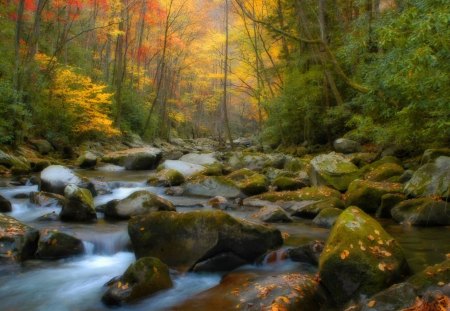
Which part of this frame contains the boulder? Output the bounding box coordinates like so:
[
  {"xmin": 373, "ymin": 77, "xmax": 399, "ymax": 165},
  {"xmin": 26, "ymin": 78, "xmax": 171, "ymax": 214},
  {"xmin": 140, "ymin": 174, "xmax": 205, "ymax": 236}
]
[
  {"xmin": 253, "ymin": 206, "xmax": 292, "ymax": 223},
  {"xmin": 346, "ymin": 179, "xmax": 403, "ymax": 213},
  {"xmin": 0, "ymin": 195, "xmax": 12, "ymax": 212},
  {"xmin": 0, "ymin": 150, "xmax": 31, "ymax": 175},
  {"xmin": 310, "ymin": 152, "xmax": 361, "ymax": 191},
  {"xmin": 422, "ymin": 148, "xmax": 450, "ymax": 163},
  {"xmin": 312, "ymin": 207, "xmax": 343, "ymax": 228},
  {"xmin": 35, "ymin": 229, "xmax": 84, "ymax": 259},
  {"xmin": 147, "ymin": 169, "xmax": 185, "ymax": 187},
  {"xmin": 184, "ymin": 176, "xmax": 241, "ymax": 198},
  {"xmin": 272, "ymin": 176, "xmax": 306, "ymax": 191},
  {"xmin": 60, "ymin": 184, "xmax": 96, "ymax": 222},
  {"xmin": 159, "ymin": 160, "xmax": 205, "ymax": 177},
  {"xmin": 319, "ymin": 207, "xmax": 410, "ymax": 305},
  {"xmin": 287, "ymin": 240, "xmax": 324, "ymax": 265},
  {"xmin": 29, "ymin": 139, "xmax": 53, "ymax": 155},
  {"xmin": 228, "ymin": 152, "xmax": 286, "ymax": 171},
  {"xmin": 40, "ymin": 165, "xmax": 91, "ymax": 195},
  {"xmin": 102, "ymin": 257, "xmax": 173, "ymax": 305},
  {"xmin": 76, "ymin": 151, "xmax": 98, "ymax": 169},
  {"xmin": 333, "ymin": 138, "xmax": 361, "ymax": 154},
  {"xmin": 104, "ymin": 190, "xmax": 175, "ymax": 220},
  {"xmin": 207, "ymin": 196, "xmax": 232, "ymax": 209},
  {"xmin": 0, "ymin": 213, "xmax": 39, "ymax": 262},
  {"xmin": 192, "ymin": 252, "xmax": 248, "ymax": 272},
  {"xmin": 249, "ymin": 186, "xmax": 342, "ymax": 203},
  {"xmin": 128, "ymin": 210, "xmax": 283, "ymax": 271},
  {"xmin": 102, "ymin": 147, "xmax": 162, "ymax": 170},
  {"xmin": 179, "ymin": 153, "xmax": 218, "ymax": 166},
  {"xmin": 391, "ymin": 198, "xmax": 450, "ymax": 226},
  {"xmin": 404, "ymin": 156, "xmax": 450, "ymax": 198},
  {"xmin": 202, "ymin": 162, "xmax": 225, "ymax": 176},
  {"xmin": 29, "ymin": 159, "xmax": 51, "ymax": 172},
  {"xmin": 364, "ymin": 163, "xmax": 404, "ymax": 182},
  {"xmin": 30, "ymin": 191, "xmax": 67, "ymax": 208},
  {"xmin": 376, "ymin": 193, "xmax": 406, "ymax": 218},
  {"xmin": 286, "ymin": 197, "xmax": 345, "ymax": 219},
  {"xmin": 226, "ymin": 168, "xmax": 269, "ymax": 196}
]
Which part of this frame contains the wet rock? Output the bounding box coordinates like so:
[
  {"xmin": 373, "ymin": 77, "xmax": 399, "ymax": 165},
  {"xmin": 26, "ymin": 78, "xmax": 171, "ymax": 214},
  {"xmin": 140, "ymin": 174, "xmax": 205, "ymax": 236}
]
[
  {"xmin": 286, "ymin": 197, "xmax": 345, "ymax": 218},
  {"xmin": 227, "ymin": 168, "xmax": 269, "ymax": 196},
  {"xmin": 30, "ymin": 191, "xmax": 67, "ymax": 208},
  {"xmin": 391, "ymin": 198, "xmax": 450, "ymax": 226},
  {"xmin": 310, "ymin": 152, "xmax": 361, "ymax": 191},
  {"xmin": 35, "ymin": 229, "xmax": 84, "ymax": 259},
  {"xmin": 76, "ymin": 151, "xmax": 98, "ymax": 169},
  {"xmin": 272, "ymin": 176, "xmax": 306, "ymax": 191},
  {"xmin": 376, "ymin": 193, "xmax": 406, "ymax": 218},
  {"xmin": 287, "ymin": 240, "xmax": 324, "ymax": 265},
  {"xmin": 398, "ymin": 169, "xmax": 414, "ymax": 183},
  {"xmin": 104, "ymin": 190, "xmax": 175, "ymax": 220},
  {"xmin": 192, "ymin": 252, "xmax": 247, "ymax": 272},
  {"xmin": 422, "ymin": 148, "xmax": 450, "ymax": 163},
  {"xmin": 347, "ymin": 153, "xmax": 378, "ymax": 168},
  {"xmin": 364, "ymin": 163, "xmax": 404, "ymax": 182},
  {"xmin": 102, "ymin": 257, "xmax": 173, "ymax": 306},
  {"xmin": 333, "ymin": 138, "xmax": 361, "ymax": 154},
  {"xmin": 0, "ymin": 195, "xmax": 12, "ymax": 212},
  {"xmin": 40, "ymin": 165, "xmax": 92, "ymax": 195},
  {"xmin": 60, "ymin": 184, "xmax": 96, "ymax": 222},
  {"xmin": 228, "ymin": 152, "xmax": 286, "ymax": 171},
  {"xmin": 0, "ymin": 150, "xmax": 31, "ymax": 175},
  {"xmin": 253, "ymin": 206, "xmax": 292, "ymax": 223},
  {"xmin": 184, "ymin": 176, "xmax": 242, "ymax": 198},
  {"xmin": 159, "ymin": 160, "xmax": 205, "ymax": 177},
  {"xmin": 179, "ymin": 153, "xmax": 218, "ymax": 166},
  {"xmin": 147, "ymin": 169, "xmax": 185, "ymax": 187},
  {"xmin": 164, "ymin": 186, "xmax": 184, "ymax": 196},
  {"xmin": 202, "ymin": 163, "xmax": 224, "ymax": 176},
  {"xmin": 36, "ymin": 212, "xmax": 59, "ymax": 221},
  {"xmin": 102, "ymin": 147, "xmax": 162, "ymax": 170},
  {"xmin": 346, "ymin": 179, "xmax": 403, "ymax": 213},
  {"xmin": 29, "ymin": 139, "xmax": 53, "ymax": 155},
  {"xmin": 128, "ymin": 210, "xmax": 283, "ymax": 271},
  {"xmin": 319, "ymin": 207, "xmax": 410, "ymax": 306},
  {"xmin": 0, "ymin": 213, "xmax": 39, "ymax": 262},
  {"xmin": 404, "ymin": 156, "xmax": 450, "ymax": 198},
  {"xmin": 29, "ymin": 159, "xmax": 51, "ymax": 172},
  {"xmin": 249, "ymin": 186, "xmax": 342, "ymax": 203},
  {"xmin": 207, "ymin": 196, "xmax": 231, "ymax": 210},
  {"xmin": 313, "ymin": 207, "xmax": 343, "ymax": 228}
]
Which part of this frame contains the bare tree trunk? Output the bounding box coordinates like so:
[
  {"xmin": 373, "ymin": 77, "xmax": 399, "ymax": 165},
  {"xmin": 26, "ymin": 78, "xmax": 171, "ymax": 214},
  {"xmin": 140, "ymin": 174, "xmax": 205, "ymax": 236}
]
[
  {"xmin": 13, "ymin": 0, "xmax": 25, "ymax": 95},
  {"xmin": 222, "ymin": 0, "xmax": 234, "ymax": 148}
]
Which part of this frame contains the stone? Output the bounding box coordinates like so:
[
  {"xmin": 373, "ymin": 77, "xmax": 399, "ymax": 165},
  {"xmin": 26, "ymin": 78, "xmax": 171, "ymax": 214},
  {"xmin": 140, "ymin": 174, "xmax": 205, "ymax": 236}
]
[
  {"xmin": 184, "ymin": 176, "xmax": 242, "ymax": 198},
  {"xmin": 287, "ymin": 240, "xmax": 324, "ymax": 265},
  {"xmin": 228, "ymin": 152, "xmax": 287, "ymax": 171},
  {"xmin": 76, "ymin": 151, "xmax": 98, "ymax": 169},
  {"xmin": 60, "ymin": 184, "xmax": 96, "ymax": 222},
  {"xmin": 102, "ymin": 147, "xmax": 162, "ymax": 170},
  {"xmin": 272, "ymin": 176, "xmax": 306, "ymax": 191},
  {"xmin": 376, "ymin": 193, "xmax": 406, "ymax": 218},
  {"xmin": 35, "ymin": 229, "xmax": 84, "ymax": 259},
  {"xmin": 207, "ymin": 196, "xmax": 231, "ymax": 209},
  {"xmin": 40, "ymin": 165, "xmax": 91, "ymax": 195},
  {"xmin": 29, "ymin": 139, "xmax": 53, "ymax": 155},
  {"xmin": 391, "ymin": 198, "xmax": 450, "ymax": 226},
  {"xmin": 30, "ymin": 191, "xmax": 67, "ymax": 208},
  {"xmin": 159, "ymin": 160, "xmax": 205, "ymax": 177},
  {"xmin": 0, "ymin": 195, "xmax": 12, "ymax": 212},
  {"xmin": 226, "ymin": 168, "xmax": 269, "ymax": 196},
  {"xmin": 422, "ymin": 148, "xmax": 450, "ymax": 163},
  {"xmin": 333, "ymin": 138, "xmax": 361, "ymax": 154},
  {"xmin": 313, "ymin": 207, "xmax": 343, "ymax": 228},
  {"xmin": 179, "ymin": 153, "xmax": 218, "ymax": 165},
  {"xmin": 364, "ymin": 163, "xmax": 404, "ymax": 182},
  {"xmin": 253, "ymin": 206, "xmax": 292, "ymax": 223},
  {"xmin": 147, "ymin": 169, "xmax": 185, "ymax": 187}
]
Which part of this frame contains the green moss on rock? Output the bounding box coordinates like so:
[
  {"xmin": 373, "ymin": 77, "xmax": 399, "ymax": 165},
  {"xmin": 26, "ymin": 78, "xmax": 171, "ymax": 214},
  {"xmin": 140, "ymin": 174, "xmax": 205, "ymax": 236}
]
[
  {"xmin": 272, "ymin": 176, "xmax": 305, "ymax": 191},
  {"xmin": 364, "ymin": 163, "xmax": 404, "ymax": 182},
  {"xmin": 391, "ymin": 198, "xmax": 450, "ymax": 226}
]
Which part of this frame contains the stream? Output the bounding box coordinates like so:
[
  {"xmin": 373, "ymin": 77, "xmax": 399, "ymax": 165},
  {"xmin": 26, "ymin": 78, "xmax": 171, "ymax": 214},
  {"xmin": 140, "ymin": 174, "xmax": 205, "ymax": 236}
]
[{"xmin": 0, "ymin": 169, "xmax": 449, "ymax": 311}]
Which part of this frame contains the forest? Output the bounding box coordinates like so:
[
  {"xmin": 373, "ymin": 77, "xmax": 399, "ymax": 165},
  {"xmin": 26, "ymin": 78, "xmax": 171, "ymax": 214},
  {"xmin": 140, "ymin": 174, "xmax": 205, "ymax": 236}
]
[{"xmin": 0, "ymin": 0, "xmax": 449, "ymax": 310}]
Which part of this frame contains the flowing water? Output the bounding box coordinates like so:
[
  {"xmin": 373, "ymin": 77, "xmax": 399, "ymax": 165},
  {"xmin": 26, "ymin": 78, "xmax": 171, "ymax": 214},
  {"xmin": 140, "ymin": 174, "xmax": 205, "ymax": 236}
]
[{"xmin": 0, "ymin": 169, "xmax": 449, "ymax": 311}]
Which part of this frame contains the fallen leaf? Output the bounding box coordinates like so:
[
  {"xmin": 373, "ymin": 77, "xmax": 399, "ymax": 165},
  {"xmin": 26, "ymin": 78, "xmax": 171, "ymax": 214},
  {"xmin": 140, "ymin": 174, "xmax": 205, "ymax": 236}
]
[
  {"xmin": 341, "ymin": 250, "xmax": 350, "ymax": 260},
  {"xmin": 368, "ymin": 235, "xmax": 375, "ymax": 241},
  {"xmin": 374, "ymin": 230, "xmax": 380, "ymax": 236},
  {"xmin": 378, "ymin": 263, "xmax": 386, "ymax": 271},
  {"xmin": 367, "ymin": 300, "xmax": 376, "ymax": 308}
]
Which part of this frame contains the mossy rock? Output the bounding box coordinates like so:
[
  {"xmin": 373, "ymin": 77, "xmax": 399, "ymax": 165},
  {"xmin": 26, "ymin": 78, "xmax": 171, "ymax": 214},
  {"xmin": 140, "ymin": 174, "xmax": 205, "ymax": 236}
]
[
  {"xmin": 76, "ymin": 151, "xmax": 98, "ymax": 169},
  {"xmin": 228, "ymin": 152, "xmax": 287, "ymax": 171},
  {"xmin": 147, "ymin": 169, "xmax": 185, "ymax": 187},
  {"xmin": 309, "ymin": 152, "xmax": 361, "ymax": 191},
  {"xmin": 60, "ymin": 184, "xmax": 96, "ymax": 222},
  {"xmin": 313, "ymin": 207, "xmax": 343, "ymax": 228},
  {"xmin": 128, "ymin": 210, "xmax": 283, "ymax": 271},
  {"xmin": 360, "ymin": 156, "xmax": 403, "ymax": 176},
  {"xmin": 252, "ymin": 206, "xmax": 292, "ymax": 223},
  {"xmin": 408, "ymin": 259, "xmax": 450, "ymax": 295},
  {"xmin": 35, "ymin": 229, "xmax": 84, "ymax": 259},
  {"xmin": 422, "ymin": 148, "xmax": 450, "ymax": 163},
  {"xmin": 202, "ymin": 163, "xmax": 224, "ymax": 176},
  {"xmin": 227, "ymin": 168, "xmax": 269, "ymax": 196},
  {"xmin": 102, "ymin": 147, "xmax": 162, "ymax": 170},
  {"xmin": 391, "ymin": 198, "xmax": 450, "ymax": 226},
  {"xmin": 272, "ymin": 176, "xmax": 305, "ymax": 191},
  {"xmin": 184, "ymin": 175, "xmax": 241, "ymax": 198},
  {"xmin": 0, "ymin": 150, "xmax": 31, "ymax": 175},
  {"xmin": 102, "ymin": 257, "xmax": 173, "ymax": 305},
  {"xmin": 364, "ymin": 163, "xmax": 404, "ymax": 182},
  {"xmin": 319, "ymin": 207, "xmax": 410, "ymax": 306},
  {"xmin": 0, "ymin": 195, "xmax": 12, "ymax": 212},
  {"xmin": 347, "ymin": 153, "xmax": 378, "ymax": 168},
  {"xmin": 253, "ymin": 186, "xmax": 341, "ymax": 202},
  {"xmin": 284, "ymin": 157, "xmax": 309, "ymax": 172},
  {"xmin": 287, "ymin": 197, "xmax": 345, "ymax": 219},
  {"xmin": 345, "ymin": 179, "xmax": 403, "ymax": 213},
  {"xmin": 376, "ymin": 193, "xmax": 406, "ymax": 218}
]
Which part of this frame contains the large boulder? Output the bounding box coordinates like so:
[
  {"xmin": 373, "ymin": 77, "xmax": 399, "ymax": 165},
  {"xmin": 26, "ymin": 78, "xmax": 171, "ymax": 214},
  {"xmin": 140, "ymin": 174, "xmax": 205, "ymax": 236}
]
[
  {"xmin": 253, "ymin": 205, "xmax": 292, "ymax": 223},
  {"xmin": 228, "ymin": 152, "xmax": 286, "ymax": 171},
  {"xmin": 35, "ymin": 229, "xmax": 84, "ymax": 259},
  {"xmin": 319, "ymin": 207, "xmax": 410, "ymax": 305},
  {"xmin": 391, "ymin": 198, "xmax": 450, "ymax": 226},
  {"xmin": 29, "ymin": 139, "xmax": 53, "ymax": 155},
  {"xmin": 60, "ymin": 184, "xmax": 96, "ymax": 222},
  {"xmin": 159, "ymin": 160, "xmax": 205, "ymax": 177},
  {"xmin": 40, "ymin": 165, "xmax": 91, "ymax": 195},
  {"xmin": 104, "ymin": 190, "xmax": 175, "ymax": 220},
  {"xmin": 128, "ymin": 210, "xmax": 283, "ymax": 271},
  {"xmin": 287, "ymin": 240, "xmax": 325, "ymax": 265},
  {"xmin": 147, "ymin": 169, "xmax": 185, "ymax": 187},
  {"xmin": 226, "ymin": 168, "xmax": 269, "ymax": 196},
  {"xmin": 30, "ymin": 191, "xmax": 67, "ymax": 208},
  {"xmin": 346, "ymin": 179, "xmax": 403, "ymax": 213},
  {"xmin": 102, "ymin": 147, "xmax": 162, "ymax": 170},
  {"xmin": 248, "ymin": 185, "xmax": 342, "ymax": 203},
  {"xmin": 285, "ymin": 197, "xmax": 345, "ymax": 219},
  {"xmin": 272, "ymin": 176, "xmax": 306, "ymax": 191},
  {"xmin": 309, "ymin": 152, "xmax": 361, "ymax": 191},
  {"xmin": 102, "ymin": 257, "xmax": 173, "ymax": 306},
  {"xmin": 333, "ymin": 138, "xmax": 361, "ymax": 154},
  {"xmin": 312, "ymin": 207, "xmax": 343, "ymax": 228},
  {"xmin": 0, "ymin": 195, "xmax": 12, "ymax": 212},
  {"xmin": 0, "ymin": 213, "xmax": 39, "ymax": 262},
  {"xmin": 179, "ymin": 153, "xmax": 218, "ymax": 166},
  {"xmin": 184, "ymin": 176, "xmax": 241, "ymax": 198},
  {"xmin": 364, "ymin": 163, "xmax": 404, "ymax": 182},
  {"xmin": 404, "ymin": 156, "xmax": 450, "ymax": 198},
  {"xmin": 376, "ymin": 193, "xmax": 406, "ymax": 218}
]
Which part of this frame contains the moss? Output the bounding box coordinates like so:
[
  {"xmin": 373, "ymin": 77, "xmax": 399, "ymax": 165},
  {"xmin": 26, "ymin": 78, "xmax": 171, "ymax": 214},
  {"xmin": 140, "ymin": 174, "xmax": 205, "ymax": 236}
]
[
  {"xmin": 364, "ymin": 163, "xmax": 404, "ymax": 182},
  {"xmin": 376, "ymin": 193, "xmax": 406, "ymax": 218},
  {"xmin": 391, "ymin": 198, "xmax": 450, "ymax": 226},
  {"xmin": 408, "ymin": 259, "xmax": 450, "ymax": 293},
  {"xmin": 227, "ymin": 168, "xmax": 269, "ymax": 196},
  {"xmin": 254, "ymin": 186, "xmax": 341, "ymax": 202},
  {"xmin": 272, "ymin": 176, "xmax": 304, "ymax": 191},
  {"xmin": 360, "ymin": 156, "xmax": 403, "ymax": 175},
  {"xmin": 312, "ymin": 207, "xmax": 343, "ymax": 228},
  {"xmin": 203, "ymin": 163, "xmax": 224, "ymax": 176}
]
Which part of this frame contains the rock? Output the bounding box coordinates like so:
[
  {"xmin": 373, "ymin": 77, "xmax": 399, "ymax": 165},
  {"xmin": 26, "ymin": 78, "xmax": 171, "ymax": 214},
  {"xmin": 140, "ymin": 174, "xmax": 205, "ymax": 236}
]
[
  {"xmin": 171, "ymin": 271, "xmax": 326, "ymax": 311},
  {"xmin": 309, "ymin": 152, "xmax": 361, "ymax": 191},
  {"xmin": 159, "ymin": 160, "xmax": 205, "ymax": 177},
  {"xmin": 184, "ymin": 176, "xmax": 242, "ymax": 198},
  {"xmin": 253, "ymin": 206, "xmax": 292, "ymax": 223},
  {"xmin": 398, "ymin": 169, "xmax": 414, "ymax": 183},
  {"xmin": 364, "ymin": 163, "xmax": 404, "ymax": 182},
  {"xmin": 346, "ymin": 179, "xmax": 403, "ymax": 213},
  {"xmin": 284, "ymin": 157, "xmax": 309, "ymax": 172},
  {"xmin": 286, "ymin": 197, "xmax": 345, "ymax": 218},
  {"xmin": 422, "ymin": 148, "xmax": 450, "ymax": 163},
  {"xmin": 40, "ymin": 165, "xmax": 91, "ymax": 195},
  {"xmin": 376, "ymin": 193, "xmax": 406, "ymax": 218},
  {"xmin": 404, "ymin": 156, "xmax": 450, "ymax": 198},
  {"xmin": 391, "ymin": 198, "xmax": 450, "ymax": 226},
  {"xmin": 333, "ymin": 138, "xmax": 361, "ymax": 154},
  {"xmin": 30, "ymin": 191, "xmax": 67, "ymax": 208},
  {"xmin": 164, "ymin": 186, "xmax": 184, "ymax": 196},
  {"xmin": 202, "ymin": 163, "xmax": 224, "ymax": 176},
  {"xmin": 147, "ymin": 169, "xmax": 185, "ymax": 187},
  {"xmin": 36, "ymin": 212, "xmax": 59, "ymax": 221},
  {"xmin": 228, "ymin": 152, "xmax": 286, "ymax": 171},
  {"xmin": 128, "ymin": 210, "xmax": 283, "ymax": 271},
  {"xmin": 179, "ymin": 153, "xmax": 218, "ymax": 166},
  {"xmin": 102, "ymin": 147, "xmax": 162, "ymax": 170},
  {"xmin": 29, "ymin": 159, "xmax": 51, "ymax": 172},
  {"xmin": 226, "ymin": 169, "xmax": 269, "ymax": 196},
  {"xmin": 102, "ymin": 257, "xmax": 173, "ymax": 306},
  {"xmin": 407, "ymin": 259, "xmax": 450, "ymax": 296},
  {"xmin": 29, "ymin": 139, "xmax": 53, "ymax": 155},
  {"xmin": 272, "ymin": 176, "xmax": 306, "ymax": 191},
  {"xmin": 192, "ymin": 252, "xmax": 248, "ymax": 272},
  {"xmin": 347, "ymin": 153, "xmax": 378, "ymax": 167},
  {"xmin": 207, "ymin": 196, "xmax": 231, "ymax": 209},
  {"xmin": 0, "ymin": 150, "xmax": 31, "ymax": 175},
  {"xmin": 60, "ymin": 184, "xmax": 96, "ymax": 222},
  {"xmin": 313, "ymin": 208, "xmax": 343, "ymax": 228},
  {"xmin": 0, "ymin": 213, "xmax": 39, "ymax": 262},
  {"xmin": 319, "ymin": 207, "xmax": 410, "ymax": 305},
  {"xmin": 76, "ymin": 151, "xmax": 98, "ymax": 169},
  {"xmin": 104, "ymin": 190, "xmax": 175, "ymax": 220},
  {"xmin": 35, "ymin": 229, "xmax": 84, "ymax": 259},
  {"xmin": 0, "ymin": 195, "xmax": 12, "ymax": 212},
  {"xmin": 249, "ymin": 185, "xmax": 342, "ymax": 203},
  {"xmin": 96, "ymin": 164, "xmax": 125, "ymax": 172},
  {"xmin": 287, "ymin": 240, "xmax": 324, "ymax": 265}
]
